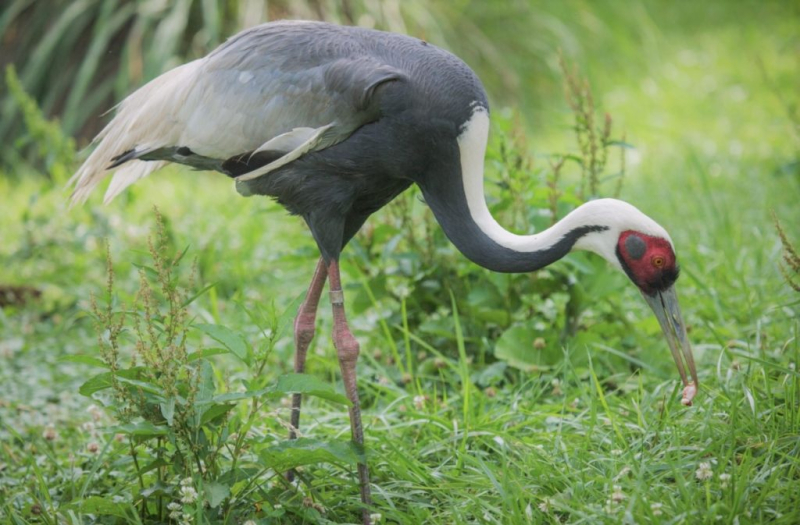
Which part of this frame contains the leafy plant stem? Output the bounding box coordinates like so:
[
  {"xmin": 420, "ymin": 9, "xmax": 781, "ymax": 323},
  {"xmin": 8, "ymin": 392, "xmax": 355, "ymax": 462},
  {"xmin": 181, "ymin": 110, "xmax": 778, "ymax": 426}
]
[{"xmin": 129, "ymin": 440, "xmax": 146, "ymax": 520}]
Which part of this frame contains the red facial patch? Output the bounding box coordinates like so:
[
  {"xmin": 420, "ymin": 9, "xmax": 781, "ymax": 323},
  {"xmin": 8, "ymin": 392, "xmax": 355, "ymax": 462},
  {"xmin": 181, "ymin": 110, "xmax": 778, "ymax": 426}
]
[{"xmin": 617, "ymin": 231, "xmax": 679, "ymax": 295}]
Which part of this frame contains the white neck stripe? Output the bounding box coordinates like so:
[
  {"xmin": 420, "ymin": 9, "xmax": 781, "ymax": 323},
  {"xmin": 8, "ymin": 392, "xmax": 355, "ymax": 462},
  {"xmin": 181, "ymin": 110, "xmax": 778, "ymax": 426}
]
[
  {"xmin": 457, "ymin": 107, "xmax": 574, "ymax": 253},
  {"xmin": 455, "ymin": 106, "xmax": 673, "ymax": 267}
]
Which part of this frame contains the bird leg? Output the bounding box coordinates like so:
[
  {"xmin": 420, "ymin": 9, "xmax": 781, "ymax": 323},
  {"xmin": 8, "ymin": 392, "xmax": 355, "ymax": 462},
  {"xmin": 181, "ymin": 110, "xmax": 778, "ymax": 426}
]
[
  {"xmin": 286, "ymin": 258, "xmax": 328, "ymax": 481},
  {"xmin": 327, "ymin": 259, "xmax": 372, "ymax": 523}
]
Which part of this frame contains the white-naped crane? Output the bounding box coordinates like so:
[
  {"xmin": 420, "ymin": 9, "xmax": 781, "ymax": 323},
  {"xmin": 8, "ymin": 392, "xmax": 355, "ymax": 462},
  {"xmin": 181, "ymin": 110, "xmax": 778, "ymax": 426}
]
[{"xmin": 70, "ymin": 20, "xmax": 698, "ymax": 525}]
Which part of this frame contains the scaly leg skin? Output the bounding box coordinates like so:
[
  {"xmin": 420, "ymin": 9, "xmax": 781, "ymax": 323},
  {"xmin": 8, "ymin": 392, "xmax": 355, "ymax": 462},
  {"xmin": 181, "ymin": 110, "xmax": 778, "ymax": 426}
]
[
  {"xmin": 287, "ymin": 257, "xmax": 328, "ymax": 482},
  {"xmin": 327, "ymin": 260, "xmax": 372, "ymax": 525}
]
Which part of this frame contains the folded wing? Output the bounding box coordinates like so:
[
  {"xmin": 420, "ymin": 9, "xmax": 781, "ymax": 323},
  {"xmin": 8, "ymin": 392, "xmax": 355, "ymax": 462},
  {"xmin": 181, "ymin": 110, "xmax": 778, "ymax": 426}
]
[{"xmin": 69, "ymin": 22, "xmax": 404, "ymax": 204}]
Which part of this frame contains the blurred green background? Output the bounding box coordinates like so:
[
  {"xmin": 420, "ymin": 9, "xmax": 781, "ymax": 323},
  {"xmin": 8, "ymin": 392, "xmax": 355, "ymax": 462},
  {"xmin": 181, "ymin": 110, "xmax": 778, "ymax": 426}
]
[{"xmin": 4, "ymin": 0, "xmax": 796, "ymax": 167}]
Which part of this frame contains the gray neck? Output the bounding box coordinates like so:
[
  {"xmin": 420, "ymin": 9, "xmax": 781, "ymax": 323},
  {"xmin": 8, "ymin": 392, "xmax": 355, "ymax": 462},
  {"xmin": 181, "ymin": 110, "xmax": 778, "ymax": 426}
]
[{"xmin": 418, "ymin": 160, "xmax": 607, "ymax": 273}]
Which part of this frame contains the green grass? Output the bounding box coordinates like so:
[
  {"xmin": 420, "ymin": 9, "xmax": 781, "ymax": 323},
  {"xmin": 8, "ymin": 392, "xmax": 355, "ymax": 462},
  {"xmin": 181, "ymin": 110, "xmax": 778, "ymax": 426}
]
[{"xmin": 1, "ymin": 1, "xmax": 799, "ymax": 524}]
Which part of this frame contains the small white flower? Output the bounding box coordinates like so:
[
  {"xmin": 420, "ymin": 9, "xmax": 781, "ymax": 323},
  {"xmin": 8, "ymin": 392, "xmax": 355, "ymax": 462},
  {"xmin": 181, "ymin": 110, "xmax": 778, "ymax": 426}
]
[
  {"xmin": 86, "ymin": 441, "xmax": 100, "ymax": 454},
  {"xmin": 538, "ymin": 498, "xmax": 551, "ymax": 513},
  {"xmin": 719, "ymin": 472, "xmax": 731, "ymax": 488},
  {"xmin": 369, "ymin": 513, "xmax": 382, "ymax": 522},
  {"xmin": 611, "ymin": 485, "xmax": 625, "ymax": 503},
  {"xmin": 42, "ymin": 426, "xmax": 57, "ymax": 441},
  {"xmin": 696, "ymin": 462, "xmax": 713, "ymax": 481},
  {"xmin": 243, "ymin": 521, "xmax": 256, "ymax": 525},
  {"xmin": 611, "ymin": 449, "xmax": 623, "ymax": 456},
  {"xmin": 180, "ymin": 486, "xmax": 198, "ymax": 504},
  {"xmin": 394, "ymin": 283, "xmax": 411, "ymax": 298},
  {"xmin": 651, "ymin": 502, "xmax": 663, "ymax": 516},
  {"xmin": 86, "ymin": 404, "xmax": 103, "ymax": 421},
  {"xmin": 180, "ymin": 477, "xmax": 193, "ymax": 487},
  {"xmin": 413, "ymin": 395, "xmax": 427, "ymax": 410},
  {"xmin": 167, "ymin": 502, "xmax": 182, "ymax": 511}
]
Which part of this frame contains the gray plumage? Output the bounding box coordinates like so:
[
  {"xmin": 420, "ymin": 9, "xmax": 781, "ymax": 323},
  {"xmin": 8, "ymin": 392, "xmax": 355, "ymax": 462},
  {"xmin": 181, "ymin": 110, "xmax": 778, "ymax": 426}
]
[{"xmin": 70, "ymin": 20, "xmax": 488, "ymax": 261}]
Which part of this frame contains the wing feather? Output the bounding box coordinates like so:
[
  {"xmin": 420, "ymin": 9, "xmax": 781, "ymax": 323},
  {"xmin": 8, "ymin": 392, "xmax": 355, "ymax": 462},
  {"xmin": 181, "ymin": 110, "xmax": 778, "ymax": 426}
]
[{"xmin": 69, "ymin": 21, "xmax": 405, "ymax": 204}]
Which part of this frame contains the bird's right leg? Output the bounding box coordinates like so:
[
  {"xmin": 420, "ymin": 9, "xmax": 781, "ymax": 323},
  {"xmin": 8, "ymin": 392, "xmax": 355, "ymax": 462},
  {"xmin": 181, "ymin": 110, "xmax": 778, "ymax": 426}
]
[
  {"xmin": 326, "ymin": 259, "xmax": 372, "ymax": 524},
  {"xmin": 287, "ymin": 258, "xmax": 327, "ymax": 480}
]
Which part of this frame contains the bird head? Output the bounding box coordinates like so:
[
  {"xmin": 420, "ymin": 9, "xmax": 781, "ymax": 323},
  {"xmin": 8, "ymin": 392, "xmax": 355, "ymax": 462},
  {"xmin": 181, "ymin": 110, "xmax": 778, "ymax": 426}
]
[{"xmin": 571, "ymin": 199, "xmax": 698, "ymax": 404}]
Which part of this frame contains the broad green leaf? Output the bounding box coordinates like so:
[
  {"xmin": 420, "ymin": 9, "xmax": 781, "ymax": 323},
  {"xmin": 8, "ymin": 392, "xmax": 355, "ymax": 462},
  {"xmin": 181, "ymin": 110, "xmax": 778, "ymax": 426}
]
[
  {"xmin": 160, "ymin": 397, "xmax": 175, "ymax": 426},
  {"xmin": 188, "ymin": 347, "xmax": 229, "ymax": 361},
  {"xmin": 138, "ymin": 458, "xmax": 168, "ymax": 476},
  {"xmin": 182, "ymin": 280, "xmax": 218, "ymax": 307},
  {"xmin": 58, "ymin": 355, "xmax": 107, "ymax": 368},
  {"xmin": 110, "ymin": 421, "xmax": 168, "ymax": 437},
  {"xmin": 218, "ymin": 467, "xmax": 261, "ymax": 486},
  {"xmin": 131, "ymin": 262, "xmax": 158, "ymax": 279},
  {"xmin": 139, "ymin": 480, "xmax": 174, "ymax": 498},
  {"xmin": 78, "ymin": 367, "xmax": 146, "ymax": 397},
  {"xmin": 270, "ymin": 373, "xmax": 350, "ymax": 406},
  {"xmin": 274, "ymin": 291, "xmax": 305, "ymax": 340},
  {"xmin": 473, "ymin": 360, "xmax": 508, "ymax": 387},
  {"xmin": 212, "ymin": 391, "xmax": 265, "ymax": 403},
  {"xmin": 494, "ymin": 326, "xmax": 552, "ymax": 372},
  {"xmin": 79, "ymin": 372, "xmax": 116, "ymax": 397},
  {"xmin": 606, "ymin": 139, "xmax": 636, "ymax": 149},
  {"xmin": 172, "ymin": 244, "xmax": 191, "ymax": 267},
  {"xmin": 259, "ymin": 438, "xmax": 361, "ymax": 471},
  {"xmin": 195, "ymin": 359, "xmax": 215, "ymax": 404},
  {"xmin": 66, "ymin": 496, "xmax": 131, "ymax": 518},
  {"xmin": 194, "ymin": 323, "xmax": 250, "ymax": 363},
  {"xmin": 200, "ymin": 403, "xmax": 234, "ymax": 425},
  {"xmin": 203, "ymin": 481, "xmax": 230, "ymax": 508},
  {"xmin": 116, "ymin": 376, "xmax": 164, "ymax": 396}
]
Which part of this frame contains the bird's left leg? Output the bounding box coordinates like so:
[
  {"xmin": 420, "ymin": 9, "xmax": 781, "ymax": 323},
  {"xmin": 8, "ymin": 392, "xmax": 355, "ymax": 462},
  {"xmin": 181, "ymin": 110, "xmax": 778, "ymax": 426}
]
[
  {"xmin": 286, "ymin": 257, "xmax": 328, "ymax": 482},
  {"xmin": 289, "ymin": 257, "xmax": 328, "ymax": 438},
  {"xmin": 327, "ymin": 259, "xmax": 372, "ymax": 523}
]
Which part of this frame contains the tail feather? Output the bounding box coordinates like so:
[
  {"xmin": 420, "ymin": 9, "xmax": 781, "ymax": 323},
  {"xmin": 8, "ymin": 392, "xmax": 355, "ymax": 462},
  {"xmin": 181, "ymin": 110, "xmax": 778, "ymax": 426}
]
[{"xmin": 68, "ymin": 60, "xmax": 201, "ymax": 205}]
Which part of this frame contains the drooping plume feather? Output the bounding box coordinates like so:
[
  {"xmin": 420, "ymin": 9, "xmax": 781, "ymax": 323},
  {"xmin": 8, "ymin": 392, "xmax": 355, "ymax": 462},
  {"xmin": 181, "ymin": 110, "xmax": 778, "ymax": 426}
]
[{"xmin": 68, "ymin": 60, "xmax": 201, "ymax": 204}]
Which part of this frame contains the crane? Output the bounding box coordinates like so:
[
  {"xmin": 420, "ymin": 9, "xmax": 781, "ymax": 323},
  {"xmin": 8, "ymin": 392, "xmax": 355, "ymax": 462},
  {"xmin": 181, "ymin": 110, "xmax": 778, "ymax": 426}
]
[{"xmin": 69, "ymin": 20, "xmax": 698, "ymax": 524}]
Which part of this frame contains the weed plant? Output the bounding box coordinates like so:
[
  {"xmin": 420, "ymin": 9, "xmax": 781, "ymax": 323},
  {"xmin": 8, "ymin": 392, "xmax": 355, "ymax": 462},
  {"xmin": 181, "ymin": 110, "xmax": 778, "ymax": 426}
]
[
  {"xmin": 58, "ymin": 212, "xmax": 361, "ymax": 522},
  {"xmin": 774, "ymin": 215, "xmax": 800, "ymax": 293}
]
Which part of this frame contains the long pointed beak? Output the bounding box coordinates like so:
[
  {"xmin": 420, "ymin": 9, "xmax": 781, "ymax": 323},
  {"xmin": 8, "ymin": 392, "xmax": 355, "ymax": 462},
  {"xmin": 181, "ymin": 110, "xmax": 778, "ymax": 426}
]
[{"xmin": 643, "ymin": 286, "xmax": 698, "ymax": 405}]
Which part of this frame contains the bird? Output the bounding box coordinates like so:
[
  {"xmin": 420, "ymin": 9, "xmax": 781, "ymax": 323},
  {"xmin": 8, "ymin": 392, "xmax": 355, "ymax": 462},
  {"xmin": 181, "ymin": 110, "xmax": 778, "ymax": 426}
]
[{"xmin": 69, "ymin": 20, "xmax": 698, "ymax": 525}]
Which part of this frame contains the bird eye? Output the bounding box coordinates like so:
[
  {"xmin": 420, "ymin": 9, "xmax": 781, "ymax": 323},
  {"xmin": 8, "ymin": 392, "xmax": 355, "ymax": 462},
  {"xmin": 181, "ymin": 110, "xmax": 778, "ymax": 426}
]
[{"xmin": 652, "ymin": 255, "xmax": 665, "ymax": 268}]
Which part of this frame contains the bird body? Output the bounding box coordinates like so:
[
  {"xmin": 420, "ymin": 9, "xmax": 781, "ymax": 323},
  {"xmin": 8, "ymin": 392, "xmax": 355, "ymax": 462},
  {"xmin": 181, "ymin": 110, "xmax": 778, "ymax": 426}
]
[
  {"xmin": 71, "ymin": 21, "xmax": 671, "ymax": 271},
  {"xmin": 70, "ymin": 21, "xmax": 698, "ymax": 525},
  {"xmin": 70, "ymin": 21, "xmax": 487, "ymax": 260}
]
